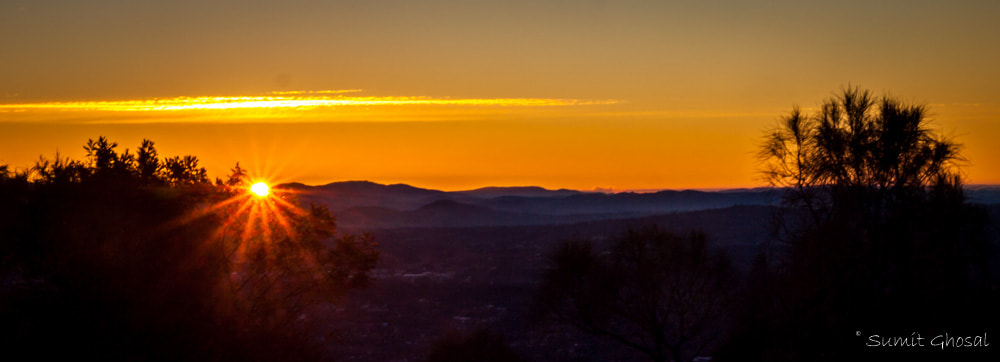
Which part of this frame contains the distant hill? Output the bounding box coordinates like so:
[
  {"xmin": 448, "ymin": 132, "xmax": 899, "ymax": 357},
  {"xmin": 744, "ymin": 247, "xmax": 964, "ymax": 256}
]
[
  {"xmin": 280, "ymin": 180, "xmax": 447, "ymax": 211},
  {"xmin": 967, "ymin": 185, "xmax": 1000, "ymax": 204},
  {"xmin": 279, "ymin": 181, "xmax": 780, "ymax": 229},
  {"xmin": 471, "ymin": 189, "xmax": 778, "ymax": 216},
  {"xmin": 452, "ymin": 186, "xmax": 582, "ymax": 199},
  {"xmin": 335, "ymin": 199, "xmax": 614, "ymax": 229}
]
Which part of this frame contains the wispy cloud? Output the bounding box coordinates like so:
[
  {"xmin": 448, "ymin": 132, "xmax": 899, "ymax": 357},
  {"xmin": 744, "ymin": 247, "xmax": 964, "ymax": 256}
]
[{"xmin": 0, "ymin": 91, "xmax": 617, "ymax": 113}]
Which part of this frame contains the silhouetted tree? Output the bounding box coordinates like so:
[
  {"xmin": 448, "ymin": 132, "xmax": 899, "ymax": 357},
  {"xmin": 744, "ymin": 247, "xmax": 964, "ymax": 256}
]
[
  {"xmin": 760, "ymin": 86, "xmax": 963, "ymax": 227},
  {"xmin": 718, "ymin": 87, "xmax": 997, "ymax": 361},
  {"xmin": 32, "ymin": 152, "xmax": 87, "ymax": 184},
  {"xmin": 112, "ymin": 148, "xmax": 136, "ymax": 177},
  {"xmin": 135, "ymin": 139, "xmax": 161, "ymax": 183},
  {"xmin": 226, "ymin": 162, "xmax": 248, "ymax": 187},
  {"xmin": 535, "ymin": 227, "xmax": 736, "ymax": 362},
  {"xmin": 1, "ymin": 165, "xmax": 233, "ymax": 360},
  {"xmin": 163, "ymin": 155, "xmax": 209, "ymax": 185},
  {"xmin": 84, "ymin": 136, "xmax": 118, "ymax": 172}
]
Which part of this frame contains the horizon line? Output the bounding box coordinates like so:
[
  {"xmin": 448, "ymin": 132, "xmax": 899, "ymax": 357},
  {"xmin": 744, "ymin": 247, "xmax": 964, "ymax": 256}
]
[
  {"xmin": 277, "ymin": 179, "xmax": 1000, "ymax": 194},
  {"xmin": 277, "ymin": 179, "xmax": 775, "ymax": 194}
]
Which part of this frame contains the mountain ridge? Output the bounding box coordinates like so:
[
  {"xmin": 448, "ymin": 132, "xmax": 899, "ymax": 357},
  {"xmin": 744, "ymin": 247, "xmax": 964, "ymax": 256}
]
[
  {"xmin": 277, "ymin": 181, "xmax": 1000, "ymax": 229},
  {"xmin": 280, "ymin": 181, "xmax": 780, "ymax": 229}
]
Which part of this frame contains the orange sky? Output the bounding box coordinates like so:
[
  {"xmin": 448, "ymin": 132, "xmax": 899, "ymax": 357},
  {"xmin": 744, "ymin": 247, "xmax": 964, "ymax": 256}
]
[{"xmin": 1, "ymin": 1, "xmax": 998, "ymax": 191}]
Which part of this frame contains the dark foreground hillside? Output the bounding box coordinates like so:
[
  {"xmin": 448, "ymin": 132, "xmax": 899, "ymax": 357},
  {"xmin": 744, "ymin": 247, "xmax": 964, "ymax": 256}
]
[
  {"xmin": 322, "ymin": 202, "xmax": 1000, "ymax": 361},
  {"xmin": 323, "ymin": 205, "xmax": 776, "ymax": 361}
]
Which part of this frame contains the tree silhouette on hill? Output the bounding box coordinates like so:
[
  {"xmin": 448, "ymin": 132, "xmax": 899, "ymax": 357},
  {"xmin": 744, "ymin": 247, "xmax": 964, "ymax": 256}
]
[
  {"xmin": 0, "ymin": 137, "xmax": 378, "ymax": 361},
  {"xmin": 718, "ymin": 87, "xmax": 997, "ymax": 361}
]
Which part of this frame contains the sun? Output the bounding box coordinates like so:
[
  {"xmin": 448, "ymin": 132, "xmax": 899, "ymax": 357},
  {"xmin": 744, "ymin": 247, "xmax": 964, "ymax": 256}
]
[{"xmin": 250, "ymin": 182, "xmax": 269, "ymax": 197}]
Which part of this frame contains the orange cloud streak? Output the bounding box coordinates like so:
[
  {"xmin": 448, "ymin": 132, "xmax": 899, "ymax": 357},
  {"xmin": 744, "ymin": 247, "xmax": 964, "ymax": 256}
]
[{"xmin": 0, "ymin": 92, "xmax": 618, "ymax": 113}]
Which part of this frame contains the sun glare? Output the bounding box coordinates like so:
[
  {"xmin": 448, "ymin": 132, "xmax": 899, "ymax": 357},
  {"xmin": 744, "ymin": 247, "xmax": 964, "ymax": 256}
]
[{"xmin": 250, "ymin": 182, "xmax": 269, "ymax": 197}]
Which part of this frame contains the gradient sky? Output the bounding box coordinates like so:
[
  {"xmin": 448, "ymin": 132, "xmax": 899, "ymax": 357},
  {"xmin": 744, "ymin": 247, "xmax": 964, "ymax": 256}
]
[{"xmin": 2, "ymin": 0, "xmax": 998, "ymax": 190}]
